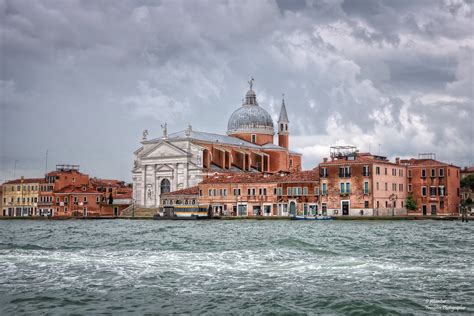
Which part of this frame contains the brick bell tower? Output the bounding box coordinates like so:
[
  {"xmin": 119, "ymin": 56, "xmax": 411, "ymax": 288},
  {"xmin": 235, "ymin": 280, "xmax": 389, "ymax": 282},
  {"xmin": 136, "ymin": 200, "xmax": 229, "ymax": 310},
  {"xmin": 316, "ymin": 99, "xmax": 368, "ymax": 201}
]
[{"xmin": 278, "ymin": 94, "xmax": 289, "ymax": 149}]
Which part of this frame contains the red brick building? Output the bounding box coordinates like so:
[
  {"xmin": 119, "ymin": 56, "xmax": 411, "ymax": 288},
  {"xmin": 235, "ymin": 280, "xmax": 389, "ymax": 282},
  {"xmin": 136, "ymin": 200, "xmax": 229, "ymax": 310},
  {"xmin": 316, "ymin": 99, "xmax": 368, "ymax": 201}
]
[
  {"xmin": 193, "ymin": 170, "xmax": 319, "ymax": 217},
  {"xmin": 402, "ymin": 155, "xmax": 460, "ymax": 215},
  {"xmin": 54, "ymin": 185, "xmax": 102, "ymax": 217},
  {"xmin": 7, "ymin": 164, "xmax": 132, "ymax": 218},
  {"xmin": 318, "ymin": 148, "xmax": 408, "ymax": 217}
]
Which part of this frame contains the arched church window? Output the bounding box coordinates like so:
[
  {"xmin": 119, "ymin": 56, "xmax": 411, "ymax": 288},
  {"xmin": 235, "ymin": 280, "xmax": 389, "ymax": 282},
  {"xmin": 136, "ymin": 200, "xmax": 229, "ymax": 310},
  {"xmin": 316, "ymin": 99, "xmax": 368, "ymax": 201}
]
[{"xmin": 161, "ymin": 179, "xmax": 170, "ymax": 194}]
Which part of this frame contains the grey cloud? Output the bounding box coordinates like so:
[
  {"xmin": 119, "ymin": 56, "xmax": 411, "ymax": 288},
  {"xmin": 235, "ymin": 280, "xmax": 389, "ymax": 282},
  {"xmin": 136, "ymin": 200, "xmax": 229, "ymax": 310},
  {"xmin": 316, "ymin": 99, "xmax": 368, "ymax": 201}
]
[{"xmin": 0, "ymin": 0, "xmax": 472, "ymax": 181}]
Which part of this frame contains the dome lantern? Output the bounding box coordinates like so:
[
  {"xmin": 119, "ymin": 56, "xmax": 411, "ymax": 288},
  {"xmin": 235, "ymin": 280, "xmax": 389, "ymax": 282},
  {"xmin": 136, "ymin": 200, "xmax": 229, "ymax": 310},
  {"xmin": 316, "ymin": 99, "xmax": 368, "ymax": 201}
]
[{"xmin": 227, "ymin": 79, "xmax": 274, "ymax": 136}]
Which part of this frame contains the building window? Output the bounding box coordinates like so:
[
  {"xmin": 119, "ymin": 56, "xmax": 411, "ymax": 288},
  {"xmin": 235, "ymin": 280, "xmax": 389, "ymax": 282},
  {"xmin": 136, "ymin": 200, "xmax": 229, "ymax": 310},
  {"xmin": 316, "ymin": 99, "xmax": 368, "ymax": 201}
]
[
  {"xmin": 363, "ymin": 165, "xmax": 370, "ymax": 177},
  {"xmin": 399, "ymin": 184, "xmax": 403, "ymax": 192},
  {"xmin": 385, "ymin": 183, "xmax": 388, "ymax": 191},
  {"xmin": 233, "ymin": 188, "xmax": 241, "ymax": 196},
  {"xmin": 421, "ymin": 169, "xmax": 426, "ymax": 178},
  {"xmin": 439, "ymin": 168, "xmax": 444, "ymax": 177},
  {"xmin": 422, "ymin": 186, "xmax": 427, "ymax": 197},
  {"xmin": 287, "ymin": 187, "xmax": 292, "ymax": 196},
  {"xmin": 384, "ymin": 168, "xmax": 387, "ymax": 175},
  {"xmin": 438, "ymin": 186, "xmax": 445, "ymax": 196},
  {"xmin": 314, "ymin": 187, "xmax": 320, "ymax": 195},
  {"xmin": 259, "ymin": 188, "xmax": 267, "ymax": 196},
  {"xmin": 376, "ymin": 201, "xmax": 380, "ymax": 208},
  {"xmin": 322, "ymin": 183, "xmax": 327, "ymax": 195},
  {"xmin": 339, "ymin": 166, "xmax": 351, "ymax": 177},
  {"xmin": 408, "ymin": 170, "xmax": 412, "ymax": 178},
  {"xmin": 364, "ymin": 201, "xmax": 369, "ymax": 208},
  {"xmin": 251, "ymin": 134, "xmax": 257, "ymax": 143},
  {"xmin": 430, "ymin": 169, "xmax": 436, "ymax": 178},
  {"xmin": 321, "ymin": 183, "xmax": 328, "ymax": 195},
  {"xmin": 303, "ymin": 187, "xmax": 308, "ymax": 196},
  {"xmin": 392, "ymin": 183, "xmax": 397, "ymax": 191},
  {"xmin": 376, "ymin": 167, "xmax": 380, "ymax": 175},
  {"xmin": 160, "ymin": 179, "xmax": 171, "ymax": 194},
  {"xmin": 340, "ymin": 183, "xmax": 345, "ymax": 194},
  {"xmin": 364, "ymin": 182, "xmax": 369, "ymax": 194},
  {"xmin": 376, "ymin": 182, "xmax": 379, "ymax": 190},
  {"xmin": 290, "ymin": 159, "xmax": 293, "ymax": 167},
  {"xmin": 83, "ymin": 197, "xmax": 87, "ymax": 202},
  {"xmin": 96, "ymin": 196, "xmax": 100, "ymax": 203},
  {"xmin": 321, "ymin": 168, "xmax": 328, "ymax": 177},
  {"xmin": 399, "ymin": 169, "xmax": 403, "ymax": 177},
  {"xmin": 430, "ymin": 186, "xmax": 437, "ymax": 196},
  {"xmin": 408, "ymin": 184, "xmax": 412, "ymax": 192},
  {"xmin": 392, "ymin": 168, "xmax": 396, "ymax": 176},
  {"xmin": 220, "ymin": 189, "xmax": 227, "ymax": 196},
  {"xmin": 345, "ymin": 183, "xmax": 350, "ymax": 194}
]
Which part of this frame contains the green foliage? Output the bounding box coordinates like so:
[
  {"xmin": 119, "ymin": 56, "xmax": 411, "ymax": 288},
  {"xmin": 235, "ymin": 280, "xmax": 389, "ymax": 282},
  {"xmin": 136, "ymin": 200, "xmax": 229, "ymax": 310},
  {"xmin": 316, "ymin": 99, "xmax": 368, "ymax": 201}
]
[
  {"xmin": 405, "ymin": 195, "xmax": 417, "ymax": 211},
  {"xmin": 465, "ymin": 197, "xmax": 473, "ymax": 205},
  {"xmin": 461, "ymin": 174, "xmax": 474, "ymax": 190}
]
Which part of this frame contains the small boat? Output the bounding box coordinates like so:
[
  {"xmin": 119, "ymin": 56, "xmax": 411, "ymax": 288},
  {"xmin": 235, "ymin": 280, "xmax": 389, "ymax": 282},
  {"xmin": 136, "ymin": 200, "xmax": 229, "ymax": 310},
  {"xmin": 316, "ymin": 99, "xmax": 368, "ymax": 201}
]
[{"xmin": 292, "ymin": 215, "xmax": 335, "ymax": 220}]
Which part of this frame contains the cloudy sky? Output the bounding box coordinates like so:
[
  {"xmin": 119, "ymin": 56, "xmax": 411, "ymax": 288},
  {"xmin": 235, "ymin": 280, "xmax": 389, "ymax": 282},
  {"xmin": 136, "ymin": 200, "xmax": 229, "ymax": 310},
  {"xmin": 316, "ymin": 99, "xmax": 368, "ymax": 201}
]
[{"xmin": 1, "ymin": 0, "xmax": 473, "ymax": 182}]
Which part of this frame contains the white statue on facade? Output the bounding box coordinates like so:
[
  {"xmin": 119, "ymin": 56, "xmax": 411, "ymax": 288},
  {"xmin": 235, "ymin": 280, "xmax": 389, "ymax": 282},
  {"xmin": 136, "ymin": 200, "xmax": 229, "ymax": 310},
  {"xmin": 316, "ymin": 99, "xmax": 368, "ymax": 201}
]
[{"xmin": 161, "ymin": 123, "xmax": 168, "ymax": 140}]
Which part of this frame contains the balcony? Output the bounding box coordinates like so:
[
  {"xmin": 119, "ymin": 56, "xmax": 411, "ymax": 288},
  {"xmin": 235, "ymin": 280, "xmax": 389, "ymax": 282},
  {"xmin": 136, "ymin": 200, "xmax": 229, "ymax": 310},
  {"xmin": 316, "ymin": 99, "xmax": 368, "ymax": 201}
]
[{"xmin": 362, "ymin": 172, "xmax": 371, "ymax": 177}]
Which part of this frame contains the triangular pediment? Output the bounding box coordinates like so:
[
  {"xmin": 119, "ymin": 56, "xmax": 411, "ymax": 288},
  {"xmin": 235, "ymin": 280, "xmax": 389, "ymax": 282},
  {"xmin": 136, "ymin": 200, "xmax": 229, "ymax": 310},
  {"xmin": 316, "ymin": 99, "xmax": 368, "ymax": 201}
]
[
  {"xmin": 140, "ymin": 141, "xmax": 190, "ymax": 158},
  {"xmin": 155, "ymin": 164, "xmax": 174, "ymax": 171}
]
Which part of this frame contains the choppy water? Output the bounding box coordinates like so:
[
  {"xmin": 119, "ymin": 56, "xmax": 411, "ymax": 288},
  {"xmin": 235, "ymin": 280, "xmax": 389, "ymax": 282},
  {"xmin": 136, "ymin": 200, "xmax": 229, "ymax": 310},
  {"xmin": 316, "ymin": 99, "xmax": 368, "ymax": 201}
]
[{"xmin": 0, "ymin": 220, "xmax": 473, "ymax": 315}]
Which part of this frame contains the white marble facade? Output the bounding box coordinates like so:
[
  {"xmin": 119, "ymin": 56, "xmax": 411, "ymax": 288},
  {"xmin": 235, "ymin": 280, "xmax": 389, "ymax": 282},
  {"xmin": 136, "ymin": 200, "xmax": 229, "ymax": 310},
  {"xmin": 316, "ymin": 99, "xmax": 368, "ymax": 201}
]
[{"xmin": 132, "ymin": 138, "xmax": 204, "ymax": 208}]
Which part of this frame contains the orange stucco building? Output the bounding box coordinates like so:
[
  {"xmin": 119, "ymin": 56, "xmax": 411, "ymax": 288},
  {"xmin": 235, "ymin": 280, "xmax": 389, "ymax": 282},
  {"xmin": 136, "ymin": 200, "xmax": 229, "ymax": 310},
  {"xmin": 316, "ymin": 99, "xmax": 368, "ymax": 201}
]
[{"xmin": 402, "ymin": 155, "xmax": 460, "ymax": 215}]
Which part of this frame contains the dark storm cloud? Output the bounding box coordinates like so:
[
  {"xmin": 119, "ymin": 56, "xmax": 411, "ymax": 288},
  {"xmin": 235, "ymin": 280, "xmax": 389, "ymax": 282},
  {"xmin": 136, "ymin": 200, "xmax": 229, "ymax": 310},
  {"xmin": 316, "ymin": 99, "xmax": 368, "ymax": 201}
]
[{"xmin": 0, "ymin": 0, "xmax": 472, "ymax": 181}]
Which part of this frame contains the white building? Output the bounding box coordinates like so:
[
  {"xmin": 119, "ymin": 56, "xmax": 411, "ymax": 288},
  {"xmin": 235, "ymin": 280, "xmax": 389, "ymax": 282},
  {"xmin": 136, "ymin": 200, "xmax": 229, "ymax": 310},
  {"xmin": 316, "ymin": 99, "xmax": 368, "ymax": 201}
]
[{"xmin": 132, "ymin": 82, "xmax": 301, "ymax": 208}]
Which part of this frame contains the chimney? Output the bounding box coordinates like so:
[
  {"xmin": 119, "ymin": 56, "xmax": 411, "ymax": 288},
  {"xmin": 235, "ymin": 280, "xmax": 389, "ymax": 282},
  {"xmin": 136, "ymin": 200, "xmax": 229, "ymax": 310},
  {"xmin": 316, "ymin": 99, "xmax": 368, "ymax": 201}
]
[
  {"xmin": 395, "ymin": 157, "xmax": 400, "ymax": 165},
  {"xmin": 323, "ymin": 158, "xmax": 328, "ymax": 163}
]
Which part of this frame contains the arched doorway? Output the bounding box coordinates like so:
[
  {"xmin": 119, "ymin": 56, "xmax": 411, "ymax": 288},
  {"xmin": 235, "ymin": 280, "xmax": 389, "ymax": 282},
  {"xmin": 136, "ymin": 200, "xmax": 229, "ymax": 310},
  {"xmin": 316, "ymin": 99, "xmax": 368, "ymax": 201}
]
[
  {"xmin": 289, "ymin": 201, "xmax": 296, "ymax": 216},
  {"xmin": 160, "ymin": 179, "xmax": 170, "ymax": 194}
]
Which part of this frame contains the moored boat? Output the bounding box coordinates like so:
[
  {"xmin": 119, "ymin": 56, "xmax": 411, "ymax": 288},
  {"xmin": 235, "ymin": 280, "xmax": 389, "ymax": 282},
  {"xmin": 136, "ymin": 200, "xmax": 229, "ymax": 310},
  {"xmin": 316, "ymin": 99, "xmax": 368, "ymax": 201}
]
[{"xmin": 292, "ymin": 215, "xmax": 335, "ymax": 220}]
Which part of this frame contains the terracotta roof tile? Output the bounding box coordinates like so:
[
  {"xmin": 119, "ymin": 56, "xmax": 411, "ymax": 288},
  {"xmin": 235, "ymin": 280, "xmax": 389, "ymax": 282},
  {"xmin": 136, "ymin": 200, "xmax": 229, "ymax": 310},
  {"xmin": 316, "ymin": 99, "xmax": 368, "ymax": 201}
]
[
  {"xmin": 162, "ymin": 186, "xmax": 199, "ymax": 196},
  {"xmin": 200, "ymin": 170, "xmax": 318, "ymax": 184},
  {"xmin": 402, "ymin": 158, "xmax": 453, "ymax": 167},
  {"xmin": 55, "ymin": 185, "xmax": 100, "ymax": 194},
  {"xmin": 4, "ymin": 178, "xmax": 45, "ymax": 184}
]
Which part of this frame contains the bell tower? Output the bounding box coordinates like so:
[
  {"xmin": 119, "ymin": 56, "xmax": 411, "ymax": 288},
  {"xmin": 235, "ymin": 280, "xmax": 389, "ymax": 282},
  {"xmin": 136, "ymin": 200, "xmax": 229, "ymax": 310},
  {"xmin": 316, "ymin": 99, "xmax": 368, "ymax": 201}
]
[{"xmin": 278, "ymin": 94, "xmax": 289, "ymax": 149}]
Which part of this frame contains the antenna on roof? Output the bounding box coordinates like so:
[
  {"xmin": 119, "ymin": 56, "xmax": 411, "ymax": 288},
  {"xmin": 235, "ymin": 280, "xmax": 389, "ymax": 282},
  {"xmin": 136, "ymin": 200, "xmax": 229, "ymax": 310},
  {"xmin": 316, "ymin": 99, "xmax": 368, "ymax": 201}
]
[
  {"xmin": 45, "ymin": 149, "xmax": 48, "ymax": 175},
  {"xmin": 418, "ymin": 153, "xmax": 436, "ymax": 160},
  {"xmin": 13, "ymin": 160, "xmax": 17, "ymax": 179}
]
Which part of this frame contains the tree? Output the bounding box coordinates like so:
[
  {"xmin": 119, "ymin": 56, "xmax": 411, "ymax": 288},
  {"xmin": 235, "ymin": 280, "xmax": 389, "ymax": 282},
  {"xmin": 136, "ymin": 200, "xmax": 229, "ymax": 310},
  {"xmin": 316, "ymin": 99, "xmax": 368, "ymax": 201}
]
[
  {"xmin": 406, "ymin": 194, "xmax": 417, "ymax": 211},
  {"xmin": 461, "ymin": 174, "xmax": 474, "ymax": 190}
]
